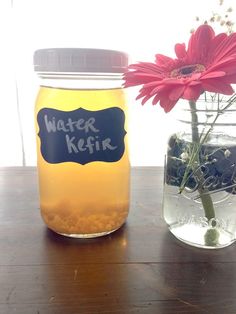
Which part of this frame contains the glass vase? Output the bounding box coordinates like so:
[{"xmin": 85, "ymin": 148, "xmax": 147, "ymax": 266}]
[{"xmin": 163, "ymin": 94, "xmax": 236, "ymax": 249}]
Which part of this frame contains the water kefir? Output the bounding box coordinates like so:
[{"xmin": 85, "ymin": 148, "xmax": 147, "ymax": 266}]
[{"xmin": 35, "ymin": 86, "xmax": 130, "ymax": 237}]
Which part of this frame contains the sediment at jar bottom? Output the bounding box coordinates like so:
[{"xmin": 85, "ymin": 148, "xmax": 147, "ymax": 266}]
[{"xmin": 41, "ymin": 201, "xmax": 129, "ymax": 236}]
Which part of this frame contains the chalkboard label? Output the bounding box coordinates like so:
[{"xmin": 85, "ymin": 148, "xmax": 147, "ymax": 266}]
[{"xmin": 37, "ymin": 107, "xmax": 127, "ymax": 164}]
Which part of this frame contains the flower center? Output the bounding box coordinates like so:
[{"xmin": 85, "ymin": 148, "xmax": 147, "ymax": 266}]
[{"xmin": 171, "ymin": 64, "xmax": 205, "ymax": 78}]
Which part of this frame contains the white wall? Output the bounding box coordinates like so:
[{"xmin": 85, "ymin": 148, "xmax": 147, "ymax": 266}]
[{"xmin": 1, "ymin": 0, "xmax": 235, "ymax": 166}]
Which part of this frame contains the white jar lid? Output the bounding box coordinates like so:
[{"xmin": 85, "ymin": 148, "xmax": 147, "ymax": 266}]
[{"xmin": 33, "ymin": 48, "xmax": 128, "ymax": 74}]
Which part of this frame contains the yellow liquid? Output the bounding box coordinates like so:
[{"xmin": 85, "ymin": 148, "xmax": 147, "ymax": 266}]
[{"xmin": 35, "ymin": 86, "xmax": 130, "ymax": 237}]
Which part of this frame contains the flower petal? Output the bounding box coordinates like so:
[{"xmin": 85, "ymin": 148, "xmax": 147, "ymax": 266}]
[
  {"xmin": 205, "ymin": 55, "xmax": 236, "ymax": 71},
  {"xmin": 201, "ymin": 79, "xmax": 234, "ymax": 95},
  {"xmin": 141, "ymin": 94, "xmax": 153, "ymax": 105},
  {"xmin": 175, "ymin": 43, "xmax": 187, "ymax": 59},
  {"xmin": 210, "ymin": 33, "xmax": 236, "ymax": 64},
  {"xmin": 182, "ymin": 84, "xmax": 203, "ymax": 100},
  {"xmin": 152, "ymin": 94, "xmax": 161, "ymax": 105},
  {"xmin": 128, "ymin": 62, "xmax": 163, "ymax": 75},
  {"xmin": 201, "ymin": 71, "xmax": 226, "ymax": 79},
  {"xmin": 155, "ymin": 54, "xmax": 175, "ymax": 70},
  {"xmin": 224, "ymin": 74, "xmax": 236, "ymax": 84},
  {"xmin": 160, "ymin": 97, "xmax": 178, "ymax": 113},
  {"xmin": 207, "ymin": 33, "xmax": 228, "ymax": 62},
  {"xmin": 149, "ymin": 81, "xmax": 182, "ymax": 95},
  {"xmin": 123, "ymin": 67, "xmax": 163, "ymax": 87},
  {"xmin": 187, "ymin": 24, "xmax": 215, "ymax": 63},
  {"xmin": 168, "ymin": 85, "xmax": 185, "ymax": 100}
]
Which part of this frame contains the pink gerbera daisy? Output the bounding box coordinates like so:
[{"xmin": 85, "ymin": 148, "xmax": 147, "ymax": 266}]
[{"xmin": 124, "ymin": 24, "xmax": 236, "ymax": 112}]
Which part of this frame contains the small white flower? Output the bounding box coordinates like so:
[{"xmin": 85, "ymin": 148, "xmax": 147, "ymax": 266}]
[
  {"xmin": 180, "ymin": 152, "xmax": 189, "ymax": 161},
  {"xmin": 224, "ymin": 149, "xmax": 231, "ymax": 158}
]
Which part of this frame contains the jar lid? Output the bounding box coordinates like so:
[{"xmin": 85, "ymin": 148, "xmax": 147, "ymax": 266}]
[{"xmin": 33, "ymin": 48, "xmax": 128, "ymax": 73}]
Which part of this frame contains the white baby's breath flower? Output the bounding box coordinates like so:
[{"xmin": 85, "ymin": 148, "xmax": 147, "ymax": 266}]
[
  {"xmin": 180, "ymin": 152, "xmax": 189, "ymax": 161},
  {"xmin": 224, "ymin": 149, "xmax": 231, "ymax": 158}
]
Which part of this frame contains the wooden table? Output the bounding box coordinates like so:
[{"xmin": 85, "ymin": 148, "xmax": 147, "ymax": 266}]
[{"xmin": 1, "ymin": 167, "xmax": 236, "ymax": 314}]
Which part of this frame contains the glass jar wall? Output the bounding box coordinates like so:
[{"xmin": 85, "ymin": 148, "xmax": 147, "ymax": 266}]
[{"xmin": 163, "ymin": 95, "xmax": 236, "ymax": 249}]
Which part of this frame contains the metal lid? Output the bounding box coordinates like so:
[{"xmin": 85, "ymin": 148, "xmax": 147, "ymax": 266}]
[{"xmin": 33, "ymin": 48, "xmax": 128, "ymax": 73}]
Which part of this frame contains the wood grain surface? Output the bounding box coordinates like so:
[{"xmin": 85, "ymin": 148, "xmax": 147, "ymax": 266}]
[{"xmin": 1, "ymin": 167, "xmax": 236, "ymax": 314}]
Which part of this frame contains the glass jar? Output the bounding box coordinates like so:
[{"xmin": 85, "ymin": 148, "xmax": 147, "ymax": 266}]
[
  {"xmin": 33, "ymin": 48, "xmax": 130, "ymax": 238},
  {"xmin": 163, "ymin": 94, "xmax": 236, "ymax": 249}
]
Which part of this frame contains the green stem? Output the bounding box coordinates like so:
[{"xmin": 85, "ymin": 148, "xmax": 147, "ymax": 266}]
[
  {"xmin": 189, "ymin": 101, "xmax": 216, "ymax": 221},
  {"xmin": 198, "ymin": 188, "xmax": 215, "ymax": 221},
  {"xmin": 189, "ymin": 101, "xmax": 200, "ymax": 143}
]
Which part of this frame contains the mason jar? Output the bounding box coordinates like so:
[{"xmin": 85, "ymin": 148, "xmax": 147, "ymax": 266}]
[
  {"xmin": 34, "ymin": 48, "xmax": 130, "ymax": 238},
  {"xmin": 163, "ymin": 94, "xmax": 236, "ymax": 249}
]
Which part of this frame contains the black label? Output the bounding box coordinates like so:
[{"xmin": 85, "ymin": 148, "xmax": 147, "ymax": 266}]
[{"xmin": 37, "ymin": 107, "xmax": 126, "ymax": 164}]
